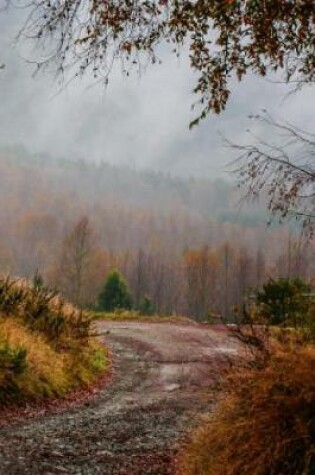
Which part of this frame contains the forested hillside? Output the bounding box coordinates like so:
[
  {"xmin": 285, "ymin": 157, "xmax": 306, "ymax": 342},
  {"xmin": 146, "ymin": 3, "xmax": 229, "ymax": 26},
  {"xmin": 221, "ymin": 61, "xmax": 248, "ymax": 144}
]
[{"xmin": 0, "ymin": 149, "xmax": 313, "ymax": 319}]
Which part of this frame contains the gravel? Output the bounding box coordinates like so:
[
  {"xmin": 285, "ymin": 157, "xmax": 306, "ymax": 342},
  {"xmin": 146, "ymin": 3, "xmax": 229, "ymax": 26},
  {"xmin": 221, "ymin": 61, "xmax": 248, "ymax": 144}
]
[{"xmin": 0, "ymin": 322, "xmax": 236, "ymax": 474}]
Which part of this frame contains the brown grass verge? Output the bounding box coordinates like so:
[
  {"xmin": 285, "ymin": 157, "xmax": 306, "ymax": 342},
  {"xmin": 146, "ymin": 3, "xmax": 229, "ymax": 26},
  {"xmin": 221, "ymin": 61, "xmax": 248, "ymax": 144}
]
[
  {"xmin": 0, "ymin": 277, "xmax": 110, "ymax": 406},
  {"xmin": 176, "ymin": 345, "xmax": 315, "ymax": 475},
  {"xmin": 93, "ymin": 310, "xmax": 194, "ymax": 324}
]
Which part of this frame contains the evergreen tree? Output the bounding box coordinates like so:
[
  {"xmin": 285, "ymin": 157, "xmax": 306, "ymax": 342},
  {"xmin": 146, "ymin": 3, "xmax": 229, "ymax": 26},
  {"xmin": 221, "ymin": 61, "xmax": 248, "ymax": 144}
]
[
  {"xmin": 98, "ymin": 269, "xmax": 133, "ymax": 312},
  {"xmin": 257, "ymin": 278, "xmax": 311, "ymax": 327},
  {"xmin": 138, "ymin": 296, "xmax": 155, "ymax": 316}
]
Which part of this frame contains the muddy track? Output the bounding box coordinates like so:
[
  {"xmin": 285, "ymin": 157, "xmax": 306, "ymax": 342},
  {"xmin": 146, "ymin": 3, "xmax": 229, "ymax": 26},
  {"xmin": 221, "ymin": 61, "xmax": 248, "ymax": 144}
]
[{"xmin": 0, "ymin": 322, "xmax": 237, "ymax": 475}]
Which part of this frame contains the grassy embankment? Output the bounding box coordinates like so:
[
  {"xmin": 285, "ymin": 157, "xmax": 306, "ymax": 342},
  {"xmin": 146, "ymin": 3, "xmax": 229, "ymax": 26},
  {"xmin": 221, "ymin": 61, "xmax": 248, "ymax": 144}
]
[
  {"xmin": 0, "ymin": 278, "xmax": 109, "ymax": 405},
  {"xmin": 176, "ymin": 327, "xmax": 315, "ymax": 475}
]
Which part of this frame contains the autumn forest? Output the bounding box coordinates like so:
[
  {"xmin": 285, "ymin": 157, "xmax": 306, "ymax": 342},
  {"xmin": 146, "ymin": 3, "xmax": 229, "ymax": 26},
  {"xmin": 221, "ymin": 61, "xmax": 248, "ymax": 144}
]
[{"xmin": 0, "ymin": 148, "xmax": 313, "ymax": 320}]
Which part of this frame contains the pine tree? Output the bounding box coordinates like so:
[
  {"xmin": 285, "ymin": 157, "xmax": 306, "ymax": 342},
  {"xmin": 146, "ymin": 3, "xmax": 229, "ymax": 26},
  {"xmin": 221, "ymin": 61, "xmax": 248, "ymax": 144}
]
[
  {"xmin": 138, "ymin": 296, "xmax": 155, "ymax": 316},
  {"xmin": 98, "ymin": 269, "xmax": 133, "ymax": 312},
  {"xmin": 257, "ymin": 278, "xmax": 311, "ymax": 327}
]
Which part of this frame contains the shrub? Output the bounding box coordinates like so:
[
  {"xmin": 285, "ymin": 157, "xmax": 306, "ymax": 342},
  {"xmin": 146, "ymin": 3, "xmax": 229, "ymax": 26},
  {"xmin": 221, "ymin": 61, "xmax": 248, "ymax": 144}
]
[
  {"xmin": 0, "ymin": 341, "xmax": 28, "ymax": 404},
  {"xmin": 0, "ymin": 343, "xmax": 27, "ymax": 376},
  {"xmin": 0, "ymin": 277, "xmax": 92, "ymax": 345},
  {"xmin": 177, "ymin": 345, "xmax": 315, "ymax": 475},
  {"xmin": 256, "ymin": 277, "xmax": 311, "ymax": 327},
  {"xmin": 138, "ymin": 296, "xmax": 155, "ymax": 316}
]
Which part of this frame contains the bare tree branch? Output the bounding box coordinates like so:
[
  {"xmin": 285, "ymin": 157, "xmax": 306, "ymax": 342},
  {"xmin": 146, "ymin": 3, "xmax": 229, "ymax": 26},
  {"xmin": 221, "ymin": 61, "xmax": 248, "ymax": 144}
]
[{"xmin": 229, "ymin": 113, "xmax": 315, "ymax": 239}]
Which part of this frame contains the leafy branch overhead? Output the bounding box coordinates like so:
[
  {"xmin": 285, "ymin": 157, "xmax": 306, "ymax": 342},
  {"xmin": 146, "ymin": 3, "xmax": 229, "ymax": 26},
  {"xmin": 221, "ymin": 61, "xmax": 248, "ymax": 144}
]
[{"xmin": 14, "ymin": 0, "xmax": 315, "ymax": 124}]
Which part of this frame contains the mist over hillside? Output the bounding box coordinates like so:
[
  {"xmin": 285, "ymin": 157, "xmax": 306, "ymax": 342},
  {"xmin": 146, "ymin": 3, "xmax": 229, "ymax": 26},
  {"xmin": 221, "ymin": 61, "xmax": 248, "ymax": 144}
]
[
  {"xmin": 0, "ymin": 146, "xmax": 266, "ymax": 223},
  {"xmin": 0, "ymin": 148, "xmax": 312, "ymax": 319}
]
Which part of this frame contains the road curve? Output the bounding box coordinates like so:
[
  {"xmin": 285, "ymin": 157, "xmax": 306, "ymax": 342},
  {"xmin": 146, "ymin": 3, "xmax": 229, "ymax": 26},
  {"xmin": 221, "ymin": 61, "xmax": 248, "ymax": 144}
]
[{"xmin": 0, "ymin": 322, "xmax": 237, "ymax": 475}]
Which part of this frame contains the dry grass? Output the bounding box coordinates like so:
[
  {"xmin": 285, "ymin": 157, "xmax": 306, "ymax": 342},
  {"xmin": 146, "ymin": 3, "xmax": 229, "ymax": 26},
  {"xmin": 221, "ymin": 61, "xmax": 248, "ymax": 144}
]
[
  {"xmin": 0, "ymin": 318, "xmax": 68, "ymax": 398},
  {"xmin": 177, "ymin": 345, "xmax": 315, "ymax": 475},
  {"xmin": 94, "ymin": 310, "xmax": 193, "ymax": 324},
  {"xmin": 0, "ymin": 278, "xmax": 109, "ymax": 405}
]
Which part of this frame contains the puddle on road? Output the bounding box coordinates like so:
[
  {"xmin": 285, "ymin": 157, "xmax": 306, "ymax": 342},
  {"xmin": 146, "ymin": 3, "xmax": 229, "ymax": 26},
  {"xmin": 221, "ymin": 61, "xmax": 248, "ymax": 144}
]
[
  {"xmin": 159, "ymin": 362, "xmax": 213, "ymax": 391},
  {"xmin": 165, "ymin": 383, "xmax": 181, "ymax": 392},
  {"xmin": 203, "ymin": 346, "xmax": 238, "ymax": 356}
]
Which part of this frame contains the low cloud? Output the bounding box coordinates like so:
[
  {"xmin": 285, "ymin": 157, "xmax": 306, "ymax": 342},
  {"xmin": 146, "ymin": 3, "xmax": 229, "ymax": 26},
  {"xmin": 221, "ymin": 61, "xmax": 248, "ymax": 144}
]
[{"xmin": 0, "ymin": 9, "xmax": 314, "ymax": 177}]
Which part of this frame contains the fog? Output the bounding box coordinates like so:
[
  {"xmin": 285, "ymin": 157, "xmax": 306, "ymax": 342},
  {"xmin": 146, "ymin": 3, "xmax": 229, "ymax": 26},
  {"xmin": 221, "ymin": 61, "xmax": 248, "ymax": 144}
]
[
  {"xmin": 0, "ymin": 7, "xmax": 314, "ymax": 177},
  {"xmin": 0, "ymin": 4, "xmax": 314, "ymax": 322}
]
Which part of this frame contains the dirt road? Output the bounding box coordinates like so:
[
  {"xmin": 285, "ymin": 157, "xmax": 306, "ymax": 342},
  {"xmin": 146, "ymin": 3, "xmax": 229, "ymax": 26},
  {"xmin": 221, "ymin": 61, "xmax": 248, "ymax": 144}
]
[{"xmin": 0, "ymin": 321, "xmax": 237, "ymax": 474}]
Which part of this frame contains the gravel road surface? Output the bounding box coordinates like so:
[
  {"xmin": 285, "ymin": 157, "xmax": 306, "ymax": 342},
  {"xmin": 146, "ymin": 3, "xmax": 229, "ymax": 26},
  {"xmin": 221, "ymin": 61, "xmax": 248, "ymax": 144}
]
[{"xmin": 0, "ymin": 322, "xmax": 237, "ymax": 475}]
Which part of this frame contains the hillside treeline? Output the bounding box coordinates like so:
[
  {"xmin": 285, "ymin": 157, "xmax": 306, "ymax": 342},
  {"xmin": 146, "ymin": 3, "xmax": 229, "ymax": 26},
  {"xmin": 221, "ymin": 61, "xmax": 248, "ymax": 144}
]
[{"xmin": 0, "ymin": 151, "xmax": 313, "ymax": 319}]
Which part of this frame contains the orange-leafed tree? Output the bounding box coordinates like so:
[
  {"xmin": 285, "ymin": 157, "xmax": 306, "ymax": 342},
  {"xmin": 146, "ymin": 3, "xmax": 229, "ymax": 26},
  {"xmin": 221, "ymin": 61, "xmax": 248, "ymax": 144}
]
[
  {"xmin": 184, "ymin": 246, "xmax": 220, "ymax": 321},
  {"xmin": 54, "ymin": 217, "xmax": 95, "ymax": 307}
]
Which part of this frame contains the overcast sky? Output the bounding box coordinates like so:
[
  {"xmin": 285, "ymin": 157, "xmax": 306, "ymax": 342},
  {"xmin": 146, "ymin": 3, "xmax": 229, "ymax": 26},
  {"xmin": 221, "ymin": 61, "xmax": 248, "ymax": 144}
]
[{"xmin": 0, "ymin": 8, "xmax": 314, "ymax": 178}]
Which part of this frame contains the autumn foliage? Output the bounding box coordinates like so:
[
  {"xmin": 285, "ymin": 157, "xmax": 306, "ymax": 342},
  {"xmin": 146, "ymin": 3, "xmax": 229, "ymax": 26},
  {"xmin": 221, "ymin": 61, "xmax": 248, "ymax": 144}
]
[
  {"xmin": 16, "ymin": 0, "xmax": 315, "ymax": 122},
  {"xmin": 0, "ymin": 153, "xmax": 313, "ymax": 317}
]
